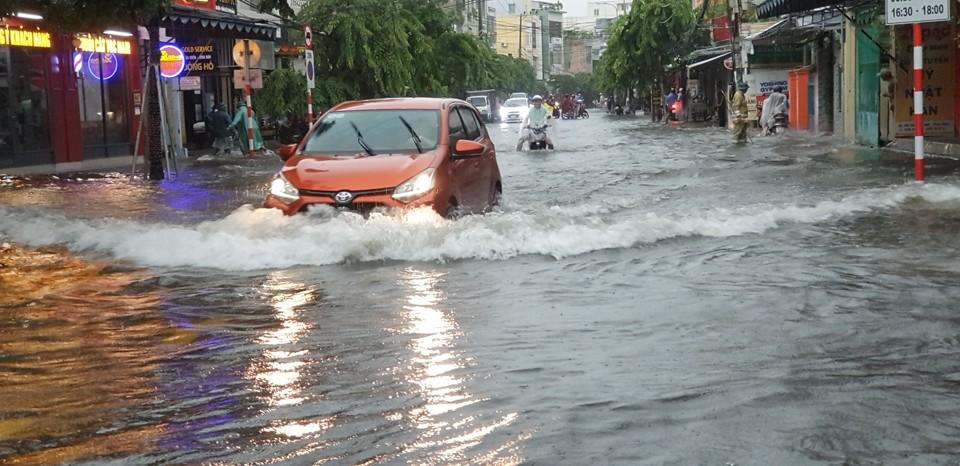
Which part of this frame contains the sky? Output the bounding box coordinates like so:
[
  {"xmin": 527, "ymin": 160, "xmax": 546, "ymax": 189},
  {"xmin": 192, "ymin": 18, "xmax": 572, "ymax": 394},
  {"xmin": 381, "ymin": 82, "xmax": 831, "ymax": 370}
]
[{"xmin": 488, "ymin": 0, "xmax": 595, "ymax": 17}]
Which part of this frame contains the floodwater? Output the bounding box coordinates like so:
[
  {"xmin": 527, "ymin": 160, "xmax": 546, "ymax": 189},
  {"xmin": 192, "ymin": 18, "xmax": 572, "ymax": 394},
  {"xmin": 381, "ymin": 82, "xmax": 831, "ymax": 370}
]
[{"xmin": 3, "ymin": 115, "xmax": 960, "ymax": 465}]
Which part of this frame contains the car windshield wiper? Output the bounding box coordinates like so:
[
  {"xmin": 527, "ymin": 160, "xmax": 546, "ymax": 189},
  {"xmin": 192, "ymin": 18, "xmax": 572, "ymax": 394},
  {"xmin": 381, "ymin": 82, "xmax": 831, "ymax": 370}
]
[
  {"xmin": 349, "ymin": 121, "xmax": 375, "ymax": 156},
  {"xmin": 397, "ymin": 116, "xmax": 423, "ymax": 154}
]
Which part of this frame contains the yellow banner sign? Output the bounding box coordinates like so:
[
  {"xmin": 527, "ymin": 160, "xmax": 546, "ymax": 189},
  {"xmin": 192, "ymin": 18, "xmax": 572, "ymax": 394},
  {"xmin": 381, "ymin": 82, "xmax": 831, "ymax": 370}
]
[
  {"xmin": 0, "ymin": 27, "xmax": 51, "ymax": 48},
  {"xmin": 76, "ymin": 35, "xmax": 132, "ymax": 55},
  {"xmin": 894, "ymin": 23, "xmax": 955, "ymax": 137}
]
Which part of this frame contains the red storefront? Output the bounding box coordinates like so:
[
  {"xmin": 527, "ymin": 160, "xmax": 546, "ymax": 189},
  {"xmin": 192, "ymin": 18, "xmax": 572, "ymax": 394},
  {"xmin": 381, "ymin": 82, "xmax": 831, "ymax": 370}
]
[{"xmin": 0, "ymin": 16, "xmax": 141, "ymax": 169}]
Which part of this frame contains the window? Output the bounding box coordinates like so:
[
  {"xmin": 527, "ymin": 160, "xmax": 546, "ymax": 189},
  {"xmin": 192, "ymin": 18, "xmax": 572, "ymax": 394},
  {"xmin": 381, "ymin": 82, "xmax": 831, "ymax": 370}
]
[
  {"xmin": 448, "ymin": 108, "xmax": 465, "ymax": 143},
  {"xmin": 594, "ymin": 8, "xmax": 600, "ymax": 16},
  {"xmin": 508, "ymin": 3, "xmax": 516, "ymax": 13},
  {"xmin": 302, "ymin": 109, "xmax": 439, "ymax": 154},
  {"xmin": 531, "ymin": 23, "xmax": 537, "ymax": 48},
  {"xmin": 457, "ymin": 107, "xmax": 481, "ymax": 140}
]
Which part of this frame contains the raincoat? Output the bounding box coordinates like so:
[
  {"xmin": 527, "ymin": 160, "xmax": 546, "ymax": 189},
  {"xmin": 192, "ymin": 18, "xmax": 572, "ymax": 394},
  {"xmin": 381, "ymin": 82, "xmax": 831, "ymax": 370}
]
[
  {"xmin": 228, "ymin": 104, "xmax": 264, "ymax": 151},
  {"xmin": 759, "ymin": 92, "xmax": 788, "ymax": 132},
  {"xmin": 729, "ymin": 90, "xmax": 749, "ymax": 143}
]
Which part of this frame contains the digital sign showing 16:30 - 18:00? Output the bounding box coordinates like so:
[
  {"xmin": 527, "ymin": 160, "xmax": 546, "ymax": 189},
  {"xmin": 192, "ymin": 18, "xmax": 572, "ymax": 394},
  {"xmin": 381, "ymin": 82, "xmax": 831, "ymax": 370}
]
[{"xmin": 886, "ymin": 0, "xmax": 950, "ymax": 25}]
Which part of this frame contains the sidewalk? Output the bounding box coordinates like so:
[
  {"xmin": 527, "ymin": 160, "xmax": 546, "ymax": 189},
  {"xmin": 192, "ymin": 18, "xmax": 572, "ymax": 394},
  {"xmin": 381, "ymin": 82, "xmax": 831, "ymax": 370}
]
[
  {"xmin": 890, "ymin": 137, "xmax": 960, "ymax": 160},
  {"xmin": 1, "ymin": 156, "xmax": 146, "ymax": 176}
]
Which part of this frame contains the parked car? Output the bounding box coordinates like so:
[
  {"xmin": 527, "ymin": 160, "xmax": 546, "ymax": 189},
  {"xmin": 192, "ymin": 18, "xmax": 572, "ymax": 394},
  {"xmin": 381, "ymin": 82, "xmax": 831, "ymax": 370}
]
[
  {"xmin": 499, "ymin": 97, "xmax": 530, "ymax": 123},
  {"xmin": 509, "ymin": 92, "xmax": 528, "ymax": 101},
  {"xmin": 264, "ymin": 98, "xmax": 502, "ymax": 217}
]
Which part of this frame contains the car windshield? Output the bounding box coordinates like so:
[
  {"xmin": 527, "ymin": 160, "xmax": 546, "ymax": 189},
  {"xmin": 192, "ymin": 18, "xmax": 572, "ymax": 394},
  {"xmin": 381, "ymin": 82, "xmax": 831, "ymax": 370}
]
[
  {"xmin": 468, "ymin": 96, "xmax": 487, "ymax": 106},
  {"xmin": 504, "ymin": 98, "xmax": 528, "ymax": 108},
  {"xmin": 510, "ymin": 93, "xmax": 526, "ymax": 99},
  {"xmin": 302, "ymin": 109, "xmax": 439, "ymax": 155}
]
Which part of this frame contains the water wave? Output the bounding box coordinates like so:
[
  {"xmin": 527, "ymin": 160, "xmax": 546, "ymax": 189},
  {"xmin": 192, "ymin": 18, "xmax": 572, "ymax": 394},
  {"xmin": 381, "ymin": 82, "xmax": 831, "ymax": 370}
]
[{"xmin": 1, "ymin": 183, "xmax": 957, "ymax": 270}]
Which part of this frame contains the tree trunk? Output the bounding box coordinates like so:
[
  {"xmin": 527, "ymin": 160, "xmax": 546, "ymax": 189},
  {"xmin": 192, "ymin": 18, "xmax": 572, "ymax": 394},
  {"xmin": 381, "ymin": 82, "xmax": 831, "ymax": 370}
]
[{"xmin": 146, "ymin": 18, "xmax": 165, "ymax": 180}]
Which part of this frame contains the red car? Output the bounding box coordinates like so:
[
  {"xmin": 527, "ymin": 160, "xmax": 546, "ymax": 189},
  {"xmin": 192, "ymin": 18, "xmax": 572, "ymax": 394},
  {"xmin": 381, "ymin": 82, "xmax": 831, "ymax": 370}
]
[{"xmin": 264, "ymin": 98, "xmax": 502, "ymax": 217}]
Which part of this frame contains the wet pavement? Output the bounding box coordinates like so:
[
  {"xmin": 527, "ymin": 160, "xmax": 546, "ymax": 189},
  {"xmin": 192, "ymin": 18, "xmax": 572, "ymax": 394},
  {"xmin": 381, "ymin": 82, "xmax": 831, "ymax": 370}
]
[{"xmin": 3, "ymin": 115, "xmax": 960, "ymax": 464}]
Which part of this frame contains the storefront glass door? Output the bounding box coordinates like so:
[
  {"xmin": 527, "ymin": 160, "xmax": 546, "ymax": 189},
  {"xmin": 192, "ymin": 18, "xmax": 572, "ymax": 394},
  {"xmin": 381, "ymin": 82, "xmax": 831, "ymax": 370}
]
[{"xmin": 0, "ymin": 46, "xmax": 53, "ymax": 168}]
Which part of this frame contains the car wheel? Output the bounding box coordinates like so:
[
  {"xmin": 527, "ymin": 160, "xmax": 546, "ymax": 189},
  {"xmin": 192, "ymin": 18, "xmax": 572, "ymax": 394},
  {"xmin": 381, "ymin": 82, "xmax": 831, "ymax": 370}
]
[{"xmin": 445, "ymin": 198, "xmax": 460, "ymax": 219}]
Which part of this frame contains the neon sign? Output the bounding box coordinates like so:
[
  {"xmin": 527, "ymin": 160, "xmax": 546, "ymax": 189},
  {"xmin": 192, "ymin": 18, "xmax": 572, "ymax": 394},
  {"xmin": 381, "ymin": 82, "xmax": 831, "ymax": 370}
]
[
  {"xmin": 87, "ymin": 53, "xmax": 121, "ymax": 81},
  {"xmin": 159, "ymin": 45, "xmax": 186, "ymax": 78},
  {"xmin": 0, "ymin": 27, "xmax": 51, "ymax": 48},
  {"xmin": 76, "ymin": 35, "xmax": 132, "ymax": 55}
]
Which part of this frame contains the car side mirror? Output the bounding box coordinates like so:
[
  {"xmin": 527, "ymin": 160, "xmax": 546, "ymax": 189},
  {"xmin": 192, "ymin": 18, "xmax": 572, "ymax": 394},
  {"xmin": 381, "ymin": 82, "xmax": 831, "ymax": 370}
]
[
  {"xmin": 277, "ymin": 144, "xmax": 297, "ymax": 161},
  {"xmin": 453, "ymin": 140, "xmax": 484, "ymax": 159}
]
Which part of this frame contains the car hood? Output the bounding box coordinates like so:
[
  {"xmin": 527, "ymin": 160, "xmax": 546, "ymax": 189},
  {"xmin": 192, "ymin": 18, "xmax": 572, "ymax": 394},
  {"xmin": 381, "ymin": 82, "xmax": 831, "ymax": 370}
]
[{"xmin": 282, "ymin": 152, "xmax": 438, "ymax": 191}]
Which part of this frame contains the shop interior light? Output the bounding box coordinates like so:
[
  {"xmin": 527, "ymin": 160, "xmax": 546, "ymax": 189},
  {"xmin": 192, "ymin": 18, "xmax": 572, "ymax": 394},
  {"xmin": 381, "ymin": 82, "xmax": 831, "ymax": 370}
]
[
  {"xmin": 15, "ymin": 12, "xmax": 43, "ymax": 20},
  {"xmin": 103, "ymin": 30, "xmax": 133, "ymax": 37}
]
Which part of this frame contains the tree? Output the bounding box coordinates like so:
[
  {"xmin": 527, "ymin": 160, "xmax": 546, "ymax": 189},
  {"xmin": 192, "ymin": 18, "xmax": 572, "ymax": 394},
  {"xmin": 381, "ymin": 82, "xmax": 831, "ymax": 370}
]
[
  {"xmin": 1, "ymin": 0, "xmax": 167, "ymax": 31},
  {"xmin": 595, "ymin": 0, "xmax": 701, "ymax": 102},
  {"xmin": 253, "ymin": 68, "xmax": 307, "ymax": 118}
]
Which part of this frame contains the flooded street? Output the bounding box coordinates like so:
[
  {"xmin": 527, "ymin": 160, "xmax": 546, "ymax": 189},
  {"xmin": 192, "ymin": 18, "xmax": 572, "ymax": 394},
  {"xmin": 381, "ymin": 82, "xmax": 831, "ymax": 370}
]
[{"xmin": 3, "ymin": 115, "xmax": 960, "ymax": 464}]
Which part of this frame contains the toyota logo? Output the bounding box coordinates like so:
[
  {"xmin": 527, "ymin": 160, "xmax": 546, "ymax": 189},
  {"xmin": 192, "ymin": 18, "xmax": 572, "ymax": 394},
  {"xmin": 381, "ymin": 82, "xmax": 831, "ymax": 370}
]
[{"xmin": 334, "ymin": 191, "xmax": 354, "ymax": 204}]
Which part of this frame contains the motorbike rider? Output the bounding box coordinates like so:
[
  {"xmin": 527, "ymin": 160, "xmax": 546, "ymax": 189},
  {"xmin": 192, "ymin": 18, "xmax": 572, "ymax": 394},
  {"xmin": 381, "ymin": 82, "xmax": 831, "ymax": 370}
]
[
  {"xmin": 516, "ymin": 95, "xmax": 555, "ymax": 151},
  {"xmin": 760, "ymin": 86, "xmax": 788, "ymax": 135}
]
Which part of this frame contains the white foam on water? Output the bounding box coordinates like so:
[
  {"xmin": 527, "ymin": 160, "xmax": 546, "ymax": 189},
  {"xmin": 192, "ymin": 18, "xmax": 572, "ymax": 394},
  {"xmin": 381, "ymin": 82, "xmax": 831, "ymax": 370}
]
[{"xmin": 1, "ymin": 183, "xmax": 959, "ymax": 270}]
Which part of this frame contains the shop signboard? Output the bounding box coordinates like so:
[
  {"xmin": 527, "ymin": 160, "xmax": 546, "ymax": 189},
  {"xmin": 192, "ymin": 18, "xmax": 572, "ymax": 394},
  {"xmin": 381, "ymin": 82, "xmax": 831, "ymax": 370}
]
[
  {"xmin": 233, "ymin": 69, "xmax": 263, "ymax": 89},
  {"xmin": 894, "ymin": 23, "xmax": 955, "ymax": 136},
  {"xmin": 86, "ymin": 53, "xmax": 121, "ymax": 81},
  {"xmin": 175, "ymin": 0, "xmax": 216, "ymax": 10},
  {"xmin": 179, "ymin": 76, "xmax": 202, "ymax": 91},
  {"xmin": 159, "ymin": 45, "xmax": 187, "ymax": 78},
  {"xmin": 76, "ymin": 34, "xmax": 132, "ymax": 55},
  {"xmin": 183, "ymin": 43, "xmax": 216, "ymax": 73},
  {"xmin": 0, "ymin": 26, "xmax": 51, "ymax": 48}
]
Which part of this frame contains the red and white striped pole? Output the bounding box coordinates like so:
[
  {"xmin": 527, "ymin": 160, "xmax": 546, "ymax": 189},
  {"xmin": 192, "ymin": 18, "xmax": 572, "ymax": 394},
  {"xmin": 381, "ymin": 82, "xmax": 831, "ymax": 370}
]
[
  {"xmin": 243, "ymin": 39, "xmax": 255, "ymax": 159},
  {"xmin": 913, "ymin": 23, "xmax": 924, "ymax": 181},
  {"xmin": 307, "ymin": 88, "xmax": 314, "ymax": 124}
]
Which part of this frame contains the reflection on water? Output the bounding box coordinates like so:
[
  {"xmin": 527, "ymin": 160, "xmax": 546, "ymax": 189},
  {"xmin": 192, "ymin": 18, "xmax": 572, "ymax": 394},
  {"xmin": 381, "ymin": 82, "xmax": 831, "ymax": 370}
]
[
  {"xmin": 0, "ymin": 245, "xmax": 168, "ymax": 464},
  {"xmin": 251, "ymin": 272, "xmax": 326, "ymax": 434},
  {"xmin": 397, "ymin": 268, "xmax": 525, "ymax": 465}
]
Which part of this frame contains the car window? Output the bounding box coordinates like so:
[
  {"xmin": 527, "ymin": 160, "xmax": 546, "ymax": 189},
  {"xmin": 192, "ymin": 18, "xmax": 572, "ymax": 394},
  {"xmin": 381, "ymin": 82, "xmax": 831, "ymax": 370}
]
[
  {"xmin": 448, "ymin": 108, "xmax": 465, "ymax": 143},
  {"xmin": 457, "ymin": 107, "xmax": 481, "ymax": 140},
  {"xmin": 504, "ymin": 98, "xmax": 528, "ymax": 108},
  {"xmin": 467, "ymin": 96, "xmax": 487, "ymax": 107},
  {"xmin": 302, "ymin": 109, "xmax": 439, "ymax": 154}
]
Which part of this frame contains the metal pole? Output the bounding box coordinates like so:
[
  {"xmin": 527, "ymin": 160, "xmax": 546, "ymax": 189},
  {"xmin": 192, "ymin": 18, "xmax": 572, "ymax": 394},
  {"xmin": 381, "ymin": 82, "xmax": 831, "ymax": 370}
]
[
  {"xmin": 307, "ymin": 88, "xmax": 314, "ymax": 124},
  {"xmin": 243, "ymin": 39, "xmax": 255, "ymax": 159},
  {"xmin": 913, "ymin": 23, "xmax": 924, "ymax": 181}
]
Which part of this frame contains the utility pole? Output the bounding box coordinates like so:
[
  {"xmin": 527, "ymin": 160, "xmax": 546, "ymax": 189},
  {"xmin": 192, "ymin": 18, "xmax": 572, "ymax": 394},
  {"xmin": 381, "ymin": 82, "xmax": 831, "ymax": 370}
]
[
  {"xmin": 518, "ymin": 12, "xmax": 523, "ymax": 57},
  {"xmin": 478, "ymin": 0, "xmax": 484, "ymax": 38}
]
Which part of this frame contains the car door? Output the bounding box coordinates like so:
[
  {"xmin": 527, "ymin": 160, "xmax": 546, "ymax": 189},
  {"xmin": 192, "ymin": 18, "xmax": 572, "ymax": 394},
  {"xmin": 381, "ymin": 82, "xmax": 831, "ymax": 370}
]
[
  {"xmin": 446, "ymin": 107, "xmax": 475, "ymax": 211},
  {"xmin": 455, "ymin": 107, "xmax": 496, "ymax": 207}
]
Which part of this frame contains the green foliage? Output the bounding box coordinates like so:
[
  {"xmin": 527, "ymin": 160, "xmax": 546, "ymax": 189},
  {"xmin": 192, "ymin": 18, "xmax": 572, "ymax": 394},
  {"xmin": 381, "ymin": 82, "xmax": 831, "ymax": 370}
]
[
  {"xmin": 3, "ymin": 0, "xmax": 168, "ymax": 31},
  {"xmin": 550, "ymin": 72, "xmax": 598, "ymax": 101},
  {"xmin": 253, "ymin": 68, "xmax": 307, "ymax": 117},
  {"xmin": 595, "ymin": 0, "xmax": 701, "ymax": 94},
  {"xmin": 298, "ymin": 0, "xmax": 546, "ymax": 107}
]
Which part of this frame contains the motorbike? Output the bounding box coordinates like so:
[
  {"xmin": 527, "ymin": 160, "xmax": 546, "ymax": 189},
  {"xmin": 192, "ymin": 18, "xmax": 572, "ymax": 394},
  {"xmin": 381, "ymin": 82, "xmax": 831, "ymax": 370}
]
[
  {"xmin": 527, "ymin": 124, "xmax": 553, "ymax": 151},
  {"xmin": 768, "ymin": 112, "xmax": 788, "ymax": 135},
  {"xmin": 577, "ymin": 105, "xmax": 590, "ymax": 119}
]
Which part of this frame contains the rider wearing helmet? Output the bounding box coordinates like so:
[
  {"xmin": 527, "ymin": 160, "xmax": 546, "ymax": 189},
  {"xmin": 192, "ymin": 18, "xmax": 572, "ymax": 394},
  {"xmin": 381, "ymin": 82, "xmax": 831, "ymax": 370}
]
[{"xmin": 516, "ymin": 95, "xmax": 555, "ymax": 150}]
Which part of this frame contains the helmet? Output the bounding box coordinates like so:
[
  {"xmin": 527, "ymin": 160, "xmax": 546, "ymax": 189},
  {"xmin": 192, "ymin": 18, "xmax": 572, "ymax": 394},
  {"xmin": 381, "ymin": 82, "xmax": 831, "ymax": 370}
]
[
  {"xmin": 532, "ymin": 95, "xmax": 543, "ymax": 101},
  {"xmin": 737, "ymin": 81, "xmax": 749, "ymax": 91}
]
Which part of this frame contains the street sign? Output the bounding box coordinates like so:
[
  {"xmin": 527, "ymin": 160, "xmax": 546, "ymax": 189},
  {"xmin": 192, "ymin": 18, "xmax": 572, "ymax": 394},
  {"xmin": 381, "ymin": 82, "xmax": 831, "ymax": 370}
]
[
  {"xmin": 305, "ymin": 50, "xmax": 315, "ymax": 89},
  {"xmin": 233, "ymin": 68, "xmax": 263, "ymax": 89},
  {"xmin": 885, "ymin": 0, "xmax": 950, "ymax": 24},
  {"xmin": 304, "ymin": 25, "xmax": 312, "ymax": 48},
  {"xmin": 232, "ymin": 40, "xmax": 261, "ymax": 68},
  {"xmin": 723, "ymin": 56, "xmax": 734, "ymax": 70}
]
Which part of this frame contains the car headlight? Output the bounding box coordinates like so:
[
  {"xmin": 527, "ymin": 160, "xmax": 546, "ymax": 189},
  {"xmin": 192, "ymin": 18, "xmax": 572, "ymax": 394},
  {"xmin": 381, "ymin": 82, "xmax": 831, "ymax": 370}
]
[
  {"xmin": 392, "ymin": 168, "xmax": 436, "ymax": 203},
  {"xmin": 270, "ymin": 172, "xmax": 300, "ymax": 204},
  {"xmin": 499, "ymin": 108, "xmax": 508, "ymax": 118}
]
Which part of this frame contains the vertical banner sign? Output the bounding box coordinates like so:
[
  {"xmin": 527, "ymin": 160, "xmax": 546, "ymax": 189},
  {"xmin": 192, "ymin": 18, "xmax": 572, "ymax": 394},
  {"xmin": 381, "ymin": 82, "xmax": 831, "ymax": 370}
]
[
  {"xmin": 304, "ymin": 50, "xmax": 315, "ymax": 89},
  {"xmin": 305, "ymin": 25, "xmax": 314, "ymax": 123},
  {"xmin": 894, "ymin": 23, "xmax": 955, "ymax": 137}
]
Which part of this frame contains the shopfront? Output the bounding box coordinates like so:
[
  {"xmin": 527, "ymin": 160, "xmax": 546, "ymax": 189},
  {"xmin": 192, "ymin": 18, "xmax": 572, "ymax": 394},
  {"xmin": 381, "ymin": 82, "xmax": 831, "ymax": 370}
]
[{"xmin": 0, "ymin": 16, "xmax": 140, "ymax": 169}]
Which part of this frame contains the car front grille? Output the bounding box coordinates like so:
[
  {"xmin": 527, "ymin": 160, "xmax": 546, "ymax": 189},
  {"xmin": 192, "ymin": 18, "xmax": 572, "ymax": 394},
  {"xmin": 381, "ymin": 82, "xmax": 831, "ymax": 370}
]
[{"xmin": 298, "ymin": 187, "xmax": 394, "ymax": 198}]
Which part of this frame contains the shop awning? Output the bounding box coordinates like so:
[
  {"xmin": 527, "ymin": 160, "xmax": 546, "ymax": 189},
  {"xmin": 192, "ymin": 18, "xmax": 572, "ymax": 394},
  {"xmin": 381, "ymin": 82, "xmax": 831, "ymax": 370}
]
[
  {"xmin": 161, "ymin": 6, "xmax": 279, "ymax": 40},
  {"xmin": 743, "ymin": 19, "xmax": 790, "ymax": 41},
  {"xmin": 756, "ymin": 0, "xmax": 842, "ymax": 19},
  {"xmin": 686, "ymin": 52, "xmax": 731, "ymax": 70}
]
